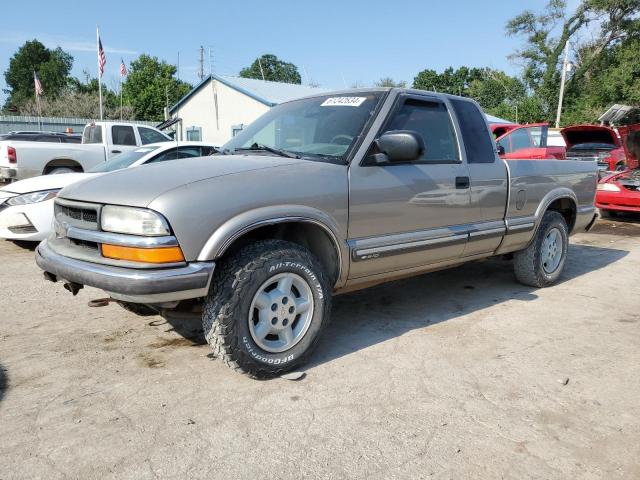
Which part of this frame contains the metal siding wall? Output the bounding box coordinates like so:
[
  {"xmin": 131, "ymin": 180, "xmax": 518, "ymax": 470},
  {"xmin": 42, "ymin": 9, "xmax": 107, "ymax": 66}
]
[{"xmin": 0, "ymin": 115, "xmax": 156, "ymax": 134}]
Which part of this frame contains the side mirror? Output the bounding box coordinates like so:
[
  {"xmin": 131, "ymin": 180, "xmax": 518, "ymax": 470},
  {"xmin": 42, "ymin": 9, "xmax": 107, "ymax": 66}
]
[
  {"xmin": 496, "ymin": 143, "xmax": 505, "ymax": 155},
  {"xmin": 374, "ymin": 130, "xmax": 424, "ymax": 163}
]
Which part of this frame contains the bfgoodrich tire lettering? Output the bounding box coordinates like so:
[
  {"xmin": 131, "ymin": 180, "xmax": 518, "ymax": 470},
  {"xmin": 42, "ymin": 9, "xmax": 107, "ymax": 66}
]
[
  {"xmin": 513, "ymin": 211, "xmax": 569, "ymax": 288},
  {"xmin": 202, "ymin": 239, "xmax": 331, "ymax": 378}
]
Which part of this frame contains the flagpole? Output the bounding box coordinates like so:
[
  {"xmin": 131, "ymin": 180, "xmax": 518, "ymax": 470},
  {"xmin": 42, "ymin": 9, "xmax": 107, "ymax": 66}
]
[
  {"xmin": 120, "ymin": 75, "xmax": 123, "ymax": 120},
  {"xmin": 97, "ymin": 26, "xmax": 103, "ymax": 120},
  {"xmin": 34, "ymin": 71, "xmax": 42, "ymax": 131}
]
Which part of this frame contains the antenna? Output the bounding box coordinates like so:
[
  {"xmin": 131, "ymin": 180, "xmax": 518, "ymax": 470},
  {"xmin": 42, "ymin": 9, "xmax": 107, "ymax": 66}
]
[
  {"xmin": 208, "ymin": 46, "xmax": 213, "ymax": 76},
  {"xmin": 198, "ymin": 46, "xmax": 204, "ymax": 81}
]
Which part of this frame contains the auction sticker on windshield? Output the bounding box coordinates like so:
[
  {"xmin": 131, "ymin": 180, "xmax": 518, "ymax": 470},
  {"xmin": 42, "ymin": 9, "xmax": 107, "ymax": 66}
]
[{"xmin": 321, "ymin": 97, "xmax": 367, "ymax": 107}]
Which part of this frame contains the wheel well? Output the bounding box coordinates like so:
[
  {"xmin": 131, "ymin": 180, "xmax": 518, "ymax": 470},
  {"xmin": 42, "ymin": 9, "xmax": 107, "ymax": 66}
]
[
  {"xmin": 43, "ymin": 159, "xmax": 83, "ymax": 174},
  {"xmin": 221, "ymin": 221, "xmax": 341, "ymax": 285},
  {"xmin": 546, "ymin": 197, "xmax": 576, "ymax": 232}
]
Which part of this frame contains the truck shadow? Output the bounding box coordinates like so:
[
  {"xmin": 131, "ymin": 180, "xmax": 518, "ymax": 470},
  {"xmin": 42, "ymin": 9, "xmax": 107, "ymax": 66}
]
[
  {"xmin": 156, "ymin": 244, "xmax": 628, "ymax": 372},
  {"xmin": 306, "ymin": 244, "xmax": 628, "ymax": 370}
]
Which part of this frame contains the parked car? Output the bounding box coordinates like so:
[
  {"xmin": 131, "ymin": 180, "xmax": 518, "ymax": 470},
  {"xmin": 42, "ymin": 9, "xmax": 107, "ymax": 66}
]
[
  {"xmin": 595, "ymin": 125, "xmax": 640, "ymax": 216},
  {"xmin": 561, "ymin": 124, "xmax": 626, "ymax": 172},
  {"xmin": 495, "ymin": 123, "xmax": 565, "ymax": 160},
  {"xmin": 0, "ymin": 121, "xmax": 171, "ymax": 182},
  {"xmin": 36, "ymin": 88, "xmax": 598, "ymax": 377},
  {"xmin": 0, "ymin": 142, "xmax": 218, "ymax": 241}
]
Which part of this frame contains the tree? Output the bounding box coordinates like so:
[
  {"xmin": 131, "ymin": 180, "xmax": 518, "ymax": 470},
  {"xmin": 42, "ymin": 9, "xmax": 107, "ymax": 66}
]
[
  {"xmin": 239, "ymin": 54, "xmax": 301, "ymax": 84},
  {"xmin": 375, "ymin": 77, "xmax": 407, "ymax": 88},
  {"xmin": 506, "ymin": 0, "xmax": 640, "ymax": 121},
  {"xmin": 122, "ymin": 54, "xmax": 191, "ymax": 121},
  {"xmin": 3, "ymin": 40, "xmax": 73, "ymax": 110},
  {"xmin": 413, "ymin": 67, "xmax": 484, "ymax": 95}
]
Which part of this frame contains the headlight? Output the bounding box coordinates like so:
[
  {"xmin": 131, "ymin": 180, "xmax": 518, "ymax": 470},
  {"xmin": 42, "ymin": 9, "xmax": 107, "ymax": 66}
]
[
  {"xmin": 6, "ymin": 189, "xmax": 60, "ymax": 206},
  {"xmin": 100, "ymin": 205, "xmax": 170, "ymax": 236},
  {"xmin": 597, "ymin": 183, "xmax": 621, "ymax": 192}
]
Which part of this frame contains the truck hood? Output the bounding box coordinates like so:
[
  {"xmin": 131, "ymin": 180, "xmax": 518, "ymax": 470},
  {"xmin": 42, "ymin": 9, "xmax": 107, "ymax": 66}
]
[
  {"xmin": 58, "ymin": 155, "xmax": 305, "ymax": 206},
  {"xmin": 561, "ymin": 125, "xmax": 620, "ymax": 150},
  {"xmin": 0, "ymin": 172, "xmax": 100, "ymax": 195}
]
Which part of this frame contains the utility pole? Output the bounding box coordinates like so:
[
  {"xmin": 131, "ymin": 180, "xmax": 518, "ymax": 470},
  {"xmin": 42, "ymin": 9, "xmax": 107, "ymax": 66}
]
[
  {"xmin": 198, "ymin": 45, "xmax": 205, "ymax": 81},
  {"xmin": 258, "ymin": 57, "xmax": 266, "ymax": 81},
  {"xmin": 555, "ymin": 44, "xmax": 570, "ymax": 129}
]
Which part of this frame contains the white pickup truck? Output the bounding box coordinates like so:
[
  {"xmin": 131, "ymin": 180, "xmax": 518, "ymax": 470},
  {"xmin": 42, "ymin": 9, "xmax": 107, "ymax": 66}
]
[{"xmin": 0, "ymin": 121, "xmax": 171, "ymax": 182}]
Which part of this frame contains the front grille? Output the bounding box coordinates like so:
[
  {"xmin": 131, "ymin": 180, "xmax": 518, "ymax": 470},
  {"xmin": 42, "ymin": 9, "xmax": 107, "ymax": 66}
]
[
  {"xmin": 54, "ymin": 200, "xmax": 99, "ymax": 230},
  {"xmin": 69, "ymin": 237, "xmax": 99, "ymax": 252}
]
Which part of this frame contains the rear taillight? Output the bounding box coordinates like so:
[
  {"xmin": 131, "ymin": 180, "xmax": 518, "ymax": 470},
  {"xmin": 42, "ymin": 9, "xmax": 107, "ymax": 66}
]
[{"xmin": 7, "ymin": 146, "xmax": 16, "ymax": 164}]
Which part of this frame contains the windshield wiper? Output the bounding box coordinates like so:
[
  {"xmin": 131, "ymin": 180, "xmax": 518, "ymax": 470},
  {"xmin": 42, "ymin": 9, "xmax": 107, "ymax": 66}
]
[{"xmin": 234, "ymin": 143, "xmax": 301, "ymax": 159}]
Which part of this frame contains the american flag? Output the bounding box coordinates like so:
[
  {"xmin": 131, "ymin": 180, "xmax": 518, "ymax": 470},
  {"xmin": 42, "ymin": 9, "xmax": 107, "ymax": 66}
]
[
  {"xmin": 33, "ymin": 71, "xmax": 43, "ymax": 97},
  {"xmin": 119, "ymin": 58, "xmax": 128, "ymax": 77},
  {"xmin": 97, "ymin": 36, "xmax": 106, "ymax": 76}
]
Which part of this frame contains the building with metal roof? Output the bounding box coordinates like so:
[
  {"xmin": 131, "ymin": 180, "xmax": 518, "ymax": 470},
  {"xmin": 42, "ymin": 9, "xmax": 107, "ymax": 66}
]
[{"xmin": 168, "ymin": 74, "xmax": 329, "ymax": 144}]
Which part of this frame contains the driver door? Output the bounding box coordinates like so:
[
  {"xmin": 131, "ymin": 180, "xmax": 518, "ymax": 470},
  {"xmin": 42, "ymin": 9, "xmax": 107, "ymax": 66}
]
[{"xmin": 348, "ymin": 94, "xmax": 472, "ymax": 278}]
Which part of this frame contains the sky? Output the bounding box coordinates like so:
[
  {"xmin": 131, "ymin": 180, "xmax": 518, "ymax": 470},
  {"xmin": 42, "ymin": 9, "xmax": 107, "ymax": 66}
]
[{"xmin": 0, "ymin": 0, "xmax": 581, "ymax": 103}]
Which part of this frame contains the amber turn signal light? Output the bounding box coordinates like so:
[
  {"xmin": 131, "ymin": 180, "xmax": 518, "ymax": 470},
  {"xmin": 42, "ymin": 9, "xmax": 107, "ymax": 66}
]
[{"xmin": 101, "ymin": 244, "xmax": 185, "ymax": 263}]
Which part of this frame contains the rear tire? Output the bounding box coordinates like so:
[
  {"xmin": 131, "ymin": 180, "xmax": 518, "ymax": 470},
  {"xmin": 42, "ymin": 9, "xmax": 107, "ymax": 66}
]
[
  {"xmin": 514, "ymin": 211, "xmax": 568, "ymax": 288},
  {"xmin": 117, "ymin": 301, "xmax": 158, "ymax": 317},
  {"xmin": 202, "ymin": 239, "xmax": 331, "ymax": 378},
  {"xmin": 48, "ymin": 167, "xmax": 76, "ymax": 175}
]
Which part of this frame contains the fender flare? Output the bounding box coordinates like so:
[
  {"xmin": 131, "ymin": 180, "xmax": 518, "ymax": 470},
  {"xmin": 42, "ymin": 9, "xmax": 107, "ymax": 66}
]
[
  {"xmin": 196, "ymin": 205, "xmax": 348, "ymax": 285},
  {"xmin": 532, "ymin": 187, "xmax": 578, "ymax": 235}
]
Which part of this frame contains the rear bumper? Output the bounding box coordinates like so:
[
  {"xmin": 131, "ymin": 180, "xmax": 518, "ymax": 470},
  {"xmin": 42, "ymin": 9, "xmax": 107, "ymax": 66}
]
[
  {"xmin": 575, "ymin": 206, "xmax": 598, "ymax": 233},
  {"xmin": 35, "ymin": 239, "xmax": 215, "ymax": 304},
  {"xmin": 0, "ymin": 167, "xmax": 17, "ymax": 180}
]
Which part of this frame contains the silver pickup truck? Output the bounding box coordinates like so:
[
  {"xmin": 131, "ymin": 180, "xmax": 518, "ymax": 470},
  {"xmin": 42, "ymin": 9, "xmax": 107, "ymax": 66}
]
[{"xmin": 36, "ymin": 88, "xmax": 598, "ymax": 377}]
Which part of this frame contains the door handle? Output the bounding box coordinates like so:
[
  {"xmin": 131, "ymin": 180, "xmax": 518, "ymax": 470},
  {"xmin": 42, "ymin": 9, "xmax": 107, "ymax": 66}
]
[
  {"xmin": 111, "ymin": 150, "xmax": 122, "ymax": 154},
  {"xmin": 455, "ymin": 176, "xmax": 470, "ymax": 189}
]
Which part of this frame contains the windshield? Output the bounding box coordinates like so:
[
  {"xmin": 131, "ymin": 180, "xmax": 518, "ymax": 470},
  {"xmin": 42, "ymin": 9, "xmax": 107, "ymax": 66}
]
[
  {"xmin": 222, "ymin": 92, "xmax": 385, "ymax": 161},
  {"xmin": 88, "ymin": 146, "xmax": 160, "ymax": 172}
]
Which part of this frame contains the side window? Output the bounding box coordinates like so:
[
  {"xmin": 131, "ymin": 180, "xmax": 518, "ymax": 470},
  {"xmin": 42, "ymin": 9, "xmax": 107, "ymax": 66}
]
[
  {"xmin": 510, "ymin": 129, "xmax": 532, "ymax": 151},
  {"xmin": 112, "ymin": 126, "xmax": 137, "ymax": 146},
  {"xmin": 147, "ymin": 148, "xmax": 178, "ymax": 164},
  {"xmin": 139, "ymin": 127, "xmax": 168, "ymax": 145},
  {"xmin": 176, "ymin": 146, "xmax": 202, "ymax": 158},
  {"xmin": 497, "ymin": 136, "xmax": 511, "ymax": 154},
  {"xmin": 382, "ymin": 98, "xmax": 459, "ymax": 162},
  {"xmin": 449, "ymin": 99, "xmax": 496, "ymax": 163},
  {"xmin": 200, "ymin": 146, "xmax": 217, "ymax": 156}
]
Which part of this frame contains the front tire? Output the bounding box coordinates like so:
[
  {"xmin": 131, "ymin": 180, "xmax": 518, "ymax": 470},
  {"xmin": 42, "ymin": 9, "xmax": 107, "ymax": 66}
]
[
  {"xmin": 202, "ymin": 240, "xmax": 331, "ymax": 378},
  {"xmin": 514, "ymin": 211, "xmax": 568, "ymax": 287}
]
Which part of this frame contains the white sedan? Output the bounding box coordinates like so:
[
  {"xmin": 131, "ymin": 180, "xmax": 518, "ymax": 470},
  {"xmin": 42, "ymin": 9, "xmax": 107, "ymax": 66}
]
[{"xmin": 0, "ymin": 141, "xmax": 218, "ymax": 242}]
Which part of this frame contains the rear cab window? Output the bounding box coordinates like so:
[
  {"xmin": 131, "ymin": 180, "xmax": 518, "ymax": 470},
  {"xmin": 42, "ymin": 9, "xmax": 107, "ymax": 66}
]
[
  {"xmin": 82, "ymin": 125, "xmax": 103, "ymax": 144},
  {"xmin": 449, "ymin": 98, "xmax": 496, "ymax": 164}
]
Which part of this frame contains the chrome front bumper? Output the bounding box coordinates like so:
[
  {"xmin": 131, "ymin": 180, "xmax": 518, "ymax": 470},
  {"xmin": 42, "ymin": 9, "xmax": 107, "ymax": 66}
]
[{"xmin": 35, "ymin": 239, "xmax": 215, "ymax": 304}]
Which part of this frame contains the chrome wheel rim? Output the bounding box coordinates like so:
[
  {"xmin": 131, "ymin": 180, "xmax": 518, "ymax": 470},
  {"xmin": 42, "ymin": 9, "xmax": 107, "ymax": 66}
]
[
  {"xmin": 248, "ymin": 272, "xmax": 314, "ymax": 353},
  {"xmin": 541, "ymin": 227, "xmax": 563, "ymax": 274}
]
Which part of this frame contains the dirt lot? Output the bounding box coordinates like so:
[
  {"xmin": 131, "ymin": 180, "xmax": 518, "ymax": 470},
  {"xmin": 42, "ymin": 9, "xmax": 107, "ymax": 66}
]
[{"xmin": 1, "ymin": 216, "xmax": 639, "ymax": 479}]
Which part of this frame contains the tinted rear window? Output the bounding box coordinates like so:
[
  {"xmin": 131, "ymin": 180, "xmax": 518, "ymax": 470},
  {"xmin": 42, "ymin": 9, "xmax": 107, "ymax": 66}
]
[{"xmin": 450, "ymin": 99, "xmax": 496, "ymax": 164}]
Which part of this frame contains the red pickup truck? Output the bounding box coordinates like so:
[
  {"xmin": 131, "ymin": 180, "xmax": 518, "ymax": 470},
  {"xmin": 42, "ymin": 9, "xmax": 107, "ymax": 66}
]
[
  {"xmin": 491, "ymin": 123, "xmax": 565, "ymax": 160},
  {"xmin": 595, "ymin": 124, "xmax": 640, "ymax": 216},
  {"xmin": 562, "ymin": 124, "xmax": 627, "ymax": 172}
]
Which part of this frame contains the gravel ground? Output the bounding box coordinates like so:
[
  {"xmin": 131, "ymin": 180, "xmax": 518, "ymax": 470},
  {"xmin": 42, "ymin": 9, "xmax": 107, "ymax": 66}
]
[{"xmin": 0, "ymin": 216, "xmax": 639, "ymax": 479}]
